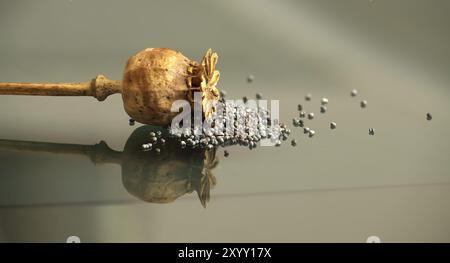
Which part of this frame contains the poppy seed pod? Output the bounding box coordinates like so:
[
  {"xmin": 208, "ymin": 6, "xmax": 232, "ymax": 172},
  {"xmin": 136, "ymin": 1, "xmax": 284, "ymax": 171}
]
[{"xmin": 122, "ymin": 48, "xmax": 221, "ymax": 126}]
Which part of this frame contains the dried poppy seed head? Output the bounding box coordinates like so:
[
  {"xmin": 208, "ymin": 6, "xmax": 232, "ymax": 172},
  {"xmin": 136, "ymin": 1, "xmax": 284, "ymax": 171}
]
[{"xmin": 122, "ymin": 48, "xmax": 221, "ymax": 126}]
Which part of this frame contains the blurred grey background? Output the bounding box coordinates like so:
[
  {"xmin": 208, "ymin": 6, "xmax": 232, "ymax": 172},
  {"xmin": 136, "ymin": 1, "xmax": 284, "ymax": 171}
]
[{"xmin": 0, "ymin": 0, "xmax": 449, "ymax": 242}]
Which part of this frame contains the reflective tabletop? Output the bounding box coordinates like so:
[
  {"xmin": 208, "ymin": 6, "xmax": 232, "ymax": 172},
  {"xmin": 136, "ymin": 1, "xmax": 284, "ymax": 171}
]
[{"xmin": 0, "ymin": 0, "xmax": 449, "ymax": 242}]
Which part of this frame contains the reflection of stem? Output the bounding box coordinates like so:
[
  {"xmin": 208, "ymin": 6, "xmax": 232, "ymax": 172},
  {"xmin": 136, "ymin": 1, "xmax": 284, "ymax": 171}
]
[{"xmin": 0, "ymin": 139, "xmax": 122, "ymax": 165}]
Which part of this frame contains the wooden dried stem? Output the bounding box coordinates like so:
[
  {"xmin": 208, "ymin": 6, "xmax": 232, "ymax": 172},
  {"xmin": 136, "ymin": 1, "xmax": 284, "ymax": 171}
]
[{"xmin": 0, "ymin": 74, "xmax": 122, "ymax": 101}]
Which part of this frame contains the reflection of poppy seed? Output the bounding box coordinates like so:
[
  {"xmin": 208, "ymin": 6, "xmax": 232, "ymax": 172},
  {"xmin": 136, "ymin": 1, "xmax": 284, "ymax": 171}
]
[
  {"xmin": 298, "ymin": 104, "xmax": 303, "ymax": 111},
  {"xmin": 305, "ymin": 93, "xmax": 312, "ymax": 101},
  {"xmin": 224, "ymin": 150, "xmax": 229, "ymax": 157},
  {"xmin": 256, "ymin": 93, "xmax": 262, "ymax": 100},
  {"xmin": 321, "ymin": 98, "xmax": 328, "ymax": 105},
  {"xmin": 351, "ymin": 89, "xmax": 358, "ymax": 97},
  {"xmin": 320, "ymin": 105, "xmax": 327, "ymax": 114},
  {"xmin": 247, "ymin": 74, "xmax": 254, "ymax": 83}
]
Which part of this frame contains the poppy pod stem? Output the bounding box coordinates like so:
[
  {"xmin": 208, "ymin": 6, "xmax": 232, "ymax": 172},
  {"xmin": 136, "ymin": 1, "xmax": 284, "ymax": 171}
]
[{"xmin": 0, "ymin": 74, "xmax": 122, "ymax": 101}]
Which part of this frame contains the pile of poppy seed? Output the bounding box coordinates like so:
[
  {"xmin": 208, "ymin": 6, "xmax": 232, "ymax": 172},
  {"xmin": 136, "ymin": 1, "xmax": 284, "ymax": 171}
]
[{"xmin": 140, "ymin": 76, "xmax": 433, "ymax": 157}]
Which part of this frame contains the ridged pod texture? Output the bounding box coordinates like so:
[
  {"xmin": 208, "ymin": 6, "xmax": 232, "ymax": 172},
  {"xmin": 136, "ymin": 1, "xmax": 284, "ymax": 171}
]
[{"xmin": 122, "ymin": 48, "xmax": 192, "ymax": 126}]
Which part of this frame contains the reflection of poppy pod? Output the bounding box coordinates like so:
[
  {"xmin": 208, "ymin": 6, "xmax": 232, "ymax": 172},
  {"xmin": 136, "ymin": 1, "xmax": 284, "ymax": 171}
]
[
  {"xmin": 121, "ymin": 126, "xmax": 218, "ymax": 207},
  {"xmin": 122, "ymin": 48, "xmax": 221, "ymax": 126}
]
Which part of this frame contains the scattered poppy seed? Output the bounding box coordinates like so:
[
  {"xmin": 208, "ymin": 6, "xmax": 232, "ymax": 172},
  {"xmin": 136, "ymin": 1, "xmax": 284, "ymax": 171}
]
[{"xmin": 247, "ymin": 74, "xmax": 254, "ymax": 83}]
